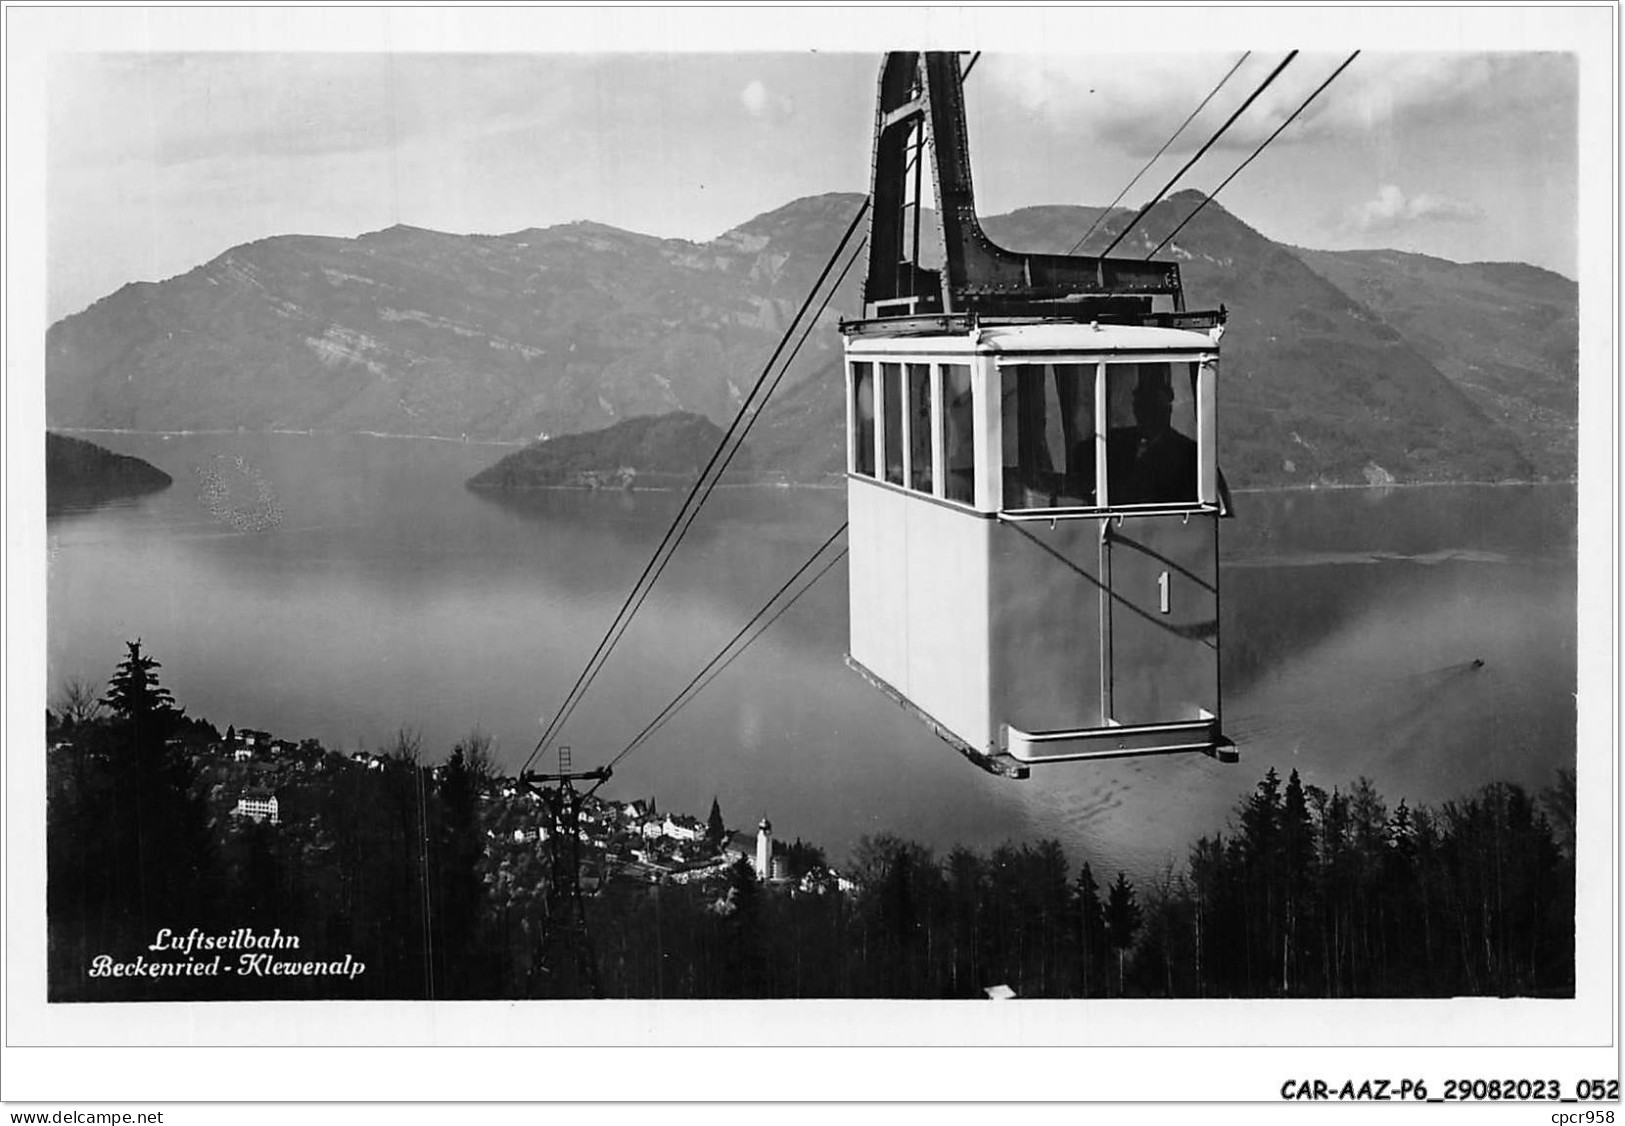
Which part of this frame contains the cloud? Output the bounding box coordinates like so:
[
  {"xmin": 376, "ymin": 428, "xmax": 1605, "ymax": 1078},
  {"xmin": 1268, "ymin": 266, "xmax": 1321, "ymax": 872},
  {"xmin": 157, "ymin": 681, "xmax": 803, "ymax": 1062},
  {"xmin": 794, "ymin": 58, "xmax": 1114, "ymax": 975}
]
[
  {"xmin": 741, "ymin": 78, "xmax": 769, "ymax": 115},
  {"xmin": 49, "ymin": 53, "xmax": 583, "ymax": 171},
  {"xmin": 739, "ymin": 76, "xmax": 795, "ymax": 120},
  {"xmin": 980, "ymin": 52, "xmax": 1575, "ymax": 158},
  {"xmin": 1344, "ymin": 184, "xmax": 1483, "ymax": 233}
]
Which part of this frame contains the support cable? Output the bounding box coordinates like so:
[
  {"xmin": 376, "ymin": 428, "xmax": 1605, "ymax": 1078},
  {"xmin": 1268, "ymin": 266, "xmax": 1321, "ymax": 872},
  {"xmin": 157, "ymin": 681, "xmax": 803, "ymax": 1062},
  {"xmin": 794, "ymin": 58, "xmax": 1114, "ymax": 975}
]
[
  {"xmin": 1067, "ymin": 51, "xmax": 1252, "ymax": 255},
  {"xmin": 621, "ymin": 546, "xmax": 849, "ymax": 764},
  {"xmin": 551, "ymin": 241, "xmax": 864, "ymax": 769},
  {"xmin": 519, "ymin": 213, "xmax": 869, "ymax": 776},
  {"xmin": 550, "ymin": 237, "xmax": 865, "ymax": 767},
  {"xmin": 1098, "ymin": 50, "xmax": 1298, "ymax": 259},
  {"xmin": 1147, "ymin": 52, "xmax": 1360, "ymax": 259},
  {"xmin": 609, "ymin": 527, "xmax": 849, "ymax": 770},
  {"xmin": 532, "ymin": 53, "xmax": 984, "ymax": 776},
  {"xmin": 633, "ymin": 547, "xmax": 848, "ymax": 757}
]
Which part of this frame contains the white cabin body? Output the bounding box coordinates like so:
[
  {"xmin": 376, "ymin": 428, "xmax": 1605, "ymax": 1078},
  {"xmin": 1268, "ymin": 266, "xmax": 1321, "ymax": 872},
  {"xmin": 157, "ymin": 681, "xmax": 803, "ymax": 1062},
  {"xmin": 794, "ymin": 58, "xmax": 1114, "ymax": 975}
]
[{"xmin": 843, "ymin": 322, "xmax": 1232, "ymax": 775}]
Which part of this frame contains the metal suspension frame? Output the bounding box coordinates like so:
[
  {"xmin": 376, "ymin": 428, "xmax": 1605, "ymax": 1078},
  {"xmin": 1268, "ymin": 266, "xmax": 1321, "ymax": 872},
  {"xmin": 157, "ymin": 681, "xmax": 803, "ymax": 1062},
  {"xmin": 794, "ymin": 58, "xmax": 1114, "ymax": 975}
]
[
  {"xmin": 859, "ymin": 51, "xmax": 1200, "ymax": 326},
  {"xmin": 522, "ymin": 746, "xmax": 612, "ymax": 999}
]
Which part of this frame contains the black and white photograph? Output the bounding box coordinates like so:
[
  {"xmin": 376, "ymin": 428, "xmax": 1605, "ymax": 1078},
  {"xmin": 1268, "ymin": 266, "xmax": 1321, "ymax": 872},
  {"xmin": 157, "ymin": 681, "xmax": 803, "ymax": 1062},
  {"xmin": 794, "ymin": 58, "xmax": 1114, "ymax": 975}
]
[{"xmin": 3, "ymin": 3, "xmax": 1618, "ymax": 1114}]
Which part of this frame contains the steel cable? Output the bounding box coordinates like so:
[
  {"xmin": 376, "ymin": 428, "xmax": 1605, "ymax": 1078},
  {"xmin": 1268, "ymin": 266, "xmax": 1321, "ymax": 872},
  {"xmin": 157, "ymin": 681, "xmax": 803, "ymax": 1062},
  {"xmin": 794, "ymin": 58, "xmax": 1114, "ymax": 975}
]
[
  {"xmin": 608, "ymin": 526, "xmax": 849, "ymax": 769},
  {"xmin": 529, "ymin": 54, "xmax": 988, "ymax": 778},
  {"xmin": 1098, "ymin": 50, "xmax": 1298, "ymax": 258},
  {"xmin": 546, "ymin": 235, "xmax": 866, "ymax": 769},
  {"xmin": 518, "ymin": 200, "xmax": 869, "ymax": 776},
  {"xmin": 1147, "ymin": 52, "xmax": 1360, "ymax": 259},
  {"xmin": 1068, "ymin": 51, "xmax": 1252, "ymax": 255}
]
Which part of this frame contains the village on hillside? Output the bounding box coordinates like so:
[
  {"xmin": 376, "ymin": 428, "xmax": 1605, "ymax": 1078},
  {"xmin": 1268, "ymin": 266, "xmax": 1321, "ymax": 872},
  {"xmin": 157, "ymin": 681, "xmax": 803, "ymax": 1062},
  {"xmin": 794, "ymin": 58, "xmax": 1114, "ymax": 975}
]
[
  {"xmin": 49, "ymin": 714, "xmax": 857, "ymax": 901},
  {"xmin": 46, "ymin": 642, "xmax": 1575, "ymax": 1002}
]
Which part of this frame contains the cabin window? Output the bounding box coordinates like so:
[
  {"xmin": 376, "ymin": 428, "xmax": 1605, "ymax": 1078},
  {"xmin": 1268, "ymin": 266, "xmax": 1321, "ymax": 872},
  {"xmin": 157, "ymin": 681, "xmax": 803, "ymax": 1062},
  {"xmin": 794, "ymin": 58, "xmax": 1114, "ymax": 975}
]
[
  {"xmin": 940, "ymin": 363, "xmax": 975, "ymax": 504},
  {"xmin": 851, "ymin": 362, "xmax": 875, "ymax": 477},
  {"xmin": 881, "ymin": 363, "xmax": 905, "ymax": 486},
  {"xmin": 907, "ymin": 363, "xmax": 933, "ymax": 494},
  {"xmin": 999, "ymin": 363, "xmax": 1096, "ymax": 509},
  {"xmin": 1104, "ymin": 361, "xmax": 1199, "ymax": 506}
]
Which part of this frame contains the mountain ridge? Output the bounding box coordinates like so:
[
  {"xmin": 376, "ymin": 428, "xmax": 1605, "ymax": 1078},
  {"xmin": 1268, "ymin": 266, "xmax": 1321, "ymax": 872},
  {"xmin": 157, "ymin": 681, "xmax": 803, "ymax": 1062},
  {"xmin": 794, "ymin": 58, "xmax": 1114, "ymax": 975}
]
[
  {"xmin": 1289, "ymin": 244, "xmax": 1577, "ymax": 480},
  {"xmin": 47, "ymin": 192, "xmax": 1573, "ymax": 487}
]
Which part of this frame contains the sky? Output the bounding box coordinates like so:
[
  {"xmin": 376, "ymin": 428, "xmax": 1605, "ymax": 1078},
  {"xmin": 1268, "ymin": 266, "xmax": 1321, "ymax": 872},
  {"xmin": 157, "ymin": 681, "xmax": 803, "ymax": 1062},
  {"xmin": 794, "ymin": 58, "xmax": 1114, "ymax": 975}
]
[{"xmin": 25, "ymin": 8, "xmax": 1603, "ymax": 321}]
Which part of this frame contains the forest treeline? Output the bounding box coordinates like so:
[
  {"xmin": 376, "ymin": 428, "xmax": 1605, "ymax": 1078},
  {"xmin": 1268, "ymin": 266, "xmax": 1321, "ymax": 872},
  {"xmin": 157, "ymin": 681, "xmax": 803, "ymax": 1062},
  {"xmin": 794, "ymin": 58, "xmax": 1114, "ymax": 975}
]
[{"xmin": 47, "ymin": 643, "xmax": 1575, "ymax": 1001}]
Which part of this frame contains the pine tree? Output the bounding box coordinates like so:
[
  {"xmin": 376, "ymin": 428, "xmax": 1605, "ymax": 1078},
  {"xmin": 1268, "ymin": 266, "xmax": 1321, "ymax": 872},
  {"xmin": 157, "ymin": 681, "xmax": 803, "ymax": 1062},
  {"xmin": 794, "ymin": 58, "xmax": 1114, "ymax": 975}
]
[
  {"xmin": 436, "ymin": 743, "xmax": 488, "ymax": 997},
  {"xmin": 1105, "ymin": 871, "xmax": 1141, "ymax": 996},
  {"xmin": 1281, "ymin": 770, "xmax": 1317, "ymax": 993},
  {"xmin": 1186, "ymin": 835, "xmax": 1226, "ymax": 996},
  {"xmin": 1075, "ymin": 861, "xmax": 1105, "ymax": 996},
  {"xmin": 1241, "ymin": 767, "xmax": 1283, "ymax": 862},
  {"xmin": 945, "ymin": 845, "xmax": 983, "ymax": 996},
  {"xmin": 1538, "ymin": 767, "xmax": 1575, "ymax": 858},
  {"xmin": 99, "ymin": 640, "xmax": 181, "ymax": 728},
  {"xmin": 707, "ymin": 796, "xmax": 725, "ymax": 848},
  {"xmin": 56, "ymin": 641, "xmax": 213, "ymax": 996},
  {"xmin": 1239, "ymin": 767, "xmax": 1283, "ymax": 990},
  {"xmin": 721, "ymin": 857, "xmax": 767, "ymax": 997},
  {"xmin": 1029, "ymin": 839, "xmax": 1072, "ymax": 995},
  {"xmin": 1349, "ymin": 777, "xmax": 1389, "ymax": 986}
]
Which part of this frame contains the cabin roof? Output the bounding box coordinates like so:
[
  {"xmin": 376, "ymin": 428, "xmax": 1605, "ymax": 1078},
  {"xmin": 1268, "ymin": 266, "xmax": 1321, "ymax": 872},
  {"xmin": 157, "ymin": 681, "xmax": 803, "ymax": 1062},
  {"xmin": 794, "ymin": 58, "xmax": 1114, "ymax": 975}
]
[{"xmin": 845, "ymin": 321, "xmax": 1217, "ymax": 356}]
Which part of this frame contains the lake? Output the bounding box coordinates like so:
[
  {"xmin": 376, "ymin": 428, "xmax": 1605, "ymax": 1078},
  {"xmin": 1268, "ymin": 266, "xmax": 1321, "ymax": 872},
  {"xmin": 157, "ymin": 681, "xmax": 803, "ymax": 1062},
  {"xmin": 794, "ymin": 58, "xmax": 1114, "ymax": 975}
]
[{"xmin": 47, "ymin": 431, "xmax": 1578, "ymax": 880}]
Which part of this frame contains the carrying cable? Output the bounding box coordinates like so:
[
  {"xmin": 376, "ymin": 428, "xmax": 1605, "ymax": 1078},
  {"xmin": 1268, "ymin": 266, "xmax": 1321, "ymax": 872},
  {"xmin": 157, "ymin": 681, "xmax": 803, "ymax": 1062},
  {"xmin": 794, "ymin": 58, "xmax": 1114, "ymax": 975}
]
[
  {"xmin": 617, "ymin": 547, "xmax": 849, "ymax": 765},
  {"xmin": 522, "ymin": 223, "xmax": 863, "ymax": 776},
  {"xmin": 519, "ymin": 211, "xmax": 869, "ymax": 777},
  {"xmin": 1147, "ymin": 52, "xmax": 1360, "ymax": 259},
  {"xmin": 608, "ymin": 527, "xmax": 850, "ymax": 770},
  {"xmin": 544, "ymin": 235, "xmax": 866, "ymax": 766},
  {"xmin": 534, "ymin": 55, "xmax": 986, "ymax": 778},
  {"xmin": 1068, "ymin": 51, "xmax": 1252, "ymax": 255},
  {"xmin": 1098, "ymin": 50, "xmax": 1298, "ymax": 259}
]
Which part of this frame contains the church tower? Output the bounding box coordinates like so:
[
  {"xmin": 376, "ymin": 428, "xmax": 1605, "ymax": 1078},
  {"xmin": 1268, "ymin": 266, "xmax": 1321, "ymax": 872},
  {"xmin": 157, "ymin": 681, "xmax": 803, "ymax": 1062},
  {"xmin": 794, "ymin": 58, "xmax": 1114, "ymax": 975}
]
[{"xmin": 755, "ymin": 816, "xmax": 772, "ymax": 880}]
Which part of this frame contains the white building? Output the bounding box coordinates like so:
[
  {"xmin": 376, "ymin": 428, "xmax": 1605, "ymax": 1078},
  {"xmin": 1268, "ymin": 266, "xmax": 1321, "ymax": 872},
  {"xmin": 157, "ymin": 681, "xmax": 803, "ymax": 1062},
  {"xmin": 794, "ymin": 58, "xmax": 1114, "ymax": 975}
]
[
  {"xmin": 232, "ymin": 792, "xmax": 280, "ymax": 825},
  {"xmin": 662, "ymin": 814, "xmax": 704, "ymax": 842},
  {"xmin": 755, "ymin": 817, "xmax": 772, "ymax": 880}
]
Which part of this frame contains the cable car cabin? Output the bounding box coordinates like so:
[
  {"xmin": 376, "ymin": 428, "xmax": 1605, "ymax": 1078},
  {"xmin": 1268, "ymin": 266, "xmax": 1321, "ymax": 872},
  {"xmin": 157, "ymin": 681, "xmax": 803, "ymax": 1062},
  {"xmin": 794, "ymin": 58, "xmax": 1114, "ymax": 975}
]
[
  {"xmin": 841, "ymin": 51, "xmax": 1237, "ymax": 777},
  {"xmin": 843, "ymin": 326, "xmax": 1235, "ymax": 776}
]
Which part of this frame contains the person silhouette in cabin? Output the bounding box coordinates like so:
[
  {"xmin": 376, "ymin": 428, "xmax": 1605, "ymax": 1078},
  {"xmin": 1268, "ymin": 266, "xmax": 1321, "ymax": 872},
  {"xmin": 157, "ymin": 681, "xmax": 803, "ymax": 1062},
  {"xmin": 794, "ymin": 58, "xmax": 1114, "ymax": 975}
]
[{"xmin": 1106, "ymin": 367, "xmax": 1197, "ymax": 505}]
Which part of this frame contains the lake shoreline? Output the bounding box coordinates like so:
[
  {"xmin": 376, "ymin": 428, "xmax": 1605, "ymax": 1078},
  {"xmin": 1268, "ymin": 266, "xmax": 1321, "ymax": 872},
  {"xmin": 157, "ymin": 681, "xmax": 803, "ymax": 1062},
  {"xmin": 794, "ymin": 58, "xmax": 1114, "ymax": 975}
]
[
  {"xmin": 55, "ymin": 427, "xmax": 1578, "ymax": 496},
  {"xmin": 55, "ymin": 425, "xmax": 528, "ymax": 449}
]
